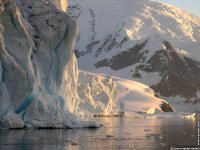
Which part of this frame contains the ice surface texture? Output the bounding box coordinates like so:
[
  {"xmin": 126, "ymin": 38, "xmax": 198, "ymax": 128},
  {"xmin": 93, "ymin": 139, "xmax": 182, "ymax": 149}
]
[
  {"xmin": 69, "ymin": 0, "xmax": 200, "ymax": 112},
  {"xmin": 77, "ymin": 71, "xmax": 121, "ymax": 117},
  {"xmin": 0, "ymin": 0, "xmax": 99, "ymax": 129}
]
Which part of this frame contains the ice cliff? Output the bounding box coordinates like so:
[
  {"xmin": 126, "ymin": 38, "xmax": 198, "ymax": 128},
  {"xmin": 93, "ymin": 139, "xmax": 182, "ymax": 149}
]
[
  {"xmin": 0, "ymin": 0, "xmax": 177, "ymax": 129},
  {"xmin": 77, "ymin": 71, "xmax": 121, "ymax": 117},
  {"xmin": 0, "ymin": 0, "xmax": 100, "ymax": 129},
  {"xmin": 78, "ymin": 71, "xmax": 174, "ymax": 117}
]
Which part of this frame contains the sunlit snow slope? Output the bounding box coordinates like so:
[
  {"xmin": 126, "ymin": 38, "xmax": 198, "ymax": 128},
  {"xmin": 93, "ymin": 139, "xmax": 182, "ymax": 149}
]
[
  {"xmin": 113, "ymin": 77, "xmax": 173, "ymax": 114},
  {"xmin": 79, "ymin": 71, "xmax": 174, "ymax": 116},
  {"xmin": 68, "ymin": 0, "xmax": 200, "ymax": 112}
]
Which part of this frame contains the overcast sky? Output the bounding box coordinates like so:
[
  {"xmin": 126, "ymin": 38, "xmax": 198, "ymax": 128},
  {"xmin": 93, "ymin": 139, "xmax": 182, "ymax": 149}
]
[{"xmin": 152, "ymin": 0, "xmax": 200, "ymax": 17}]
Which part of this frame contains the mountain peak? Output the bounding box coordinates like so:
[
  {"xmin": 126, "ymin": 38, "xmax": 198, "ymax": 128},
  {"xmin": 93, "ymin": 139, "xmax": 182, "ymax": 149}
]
[{"xmin": 69, "ymin": 0, "xmax": 200, "ymax": 112}]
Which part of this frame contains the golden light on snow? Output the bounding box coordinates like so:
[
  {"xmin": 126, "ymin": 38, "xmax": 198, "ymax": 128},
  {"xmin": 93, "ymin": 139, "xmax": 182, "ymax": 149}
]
[
  {"xmin": 60, "ymin": 0, "xmax": 68, "ymax": 11},
  {"xmin": 51, "ymin": 0, "xmax": 68, "ymax": 11}
]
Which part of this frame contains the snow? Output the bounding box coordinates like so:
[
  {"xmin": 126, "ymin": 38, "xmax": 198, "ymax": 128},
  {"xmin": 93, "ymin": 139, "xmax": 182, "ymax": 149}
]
[
  {"xmin": 91, "ymin": 64, "xmax": 162, "ymax": 86},
  {"xmin": 78, "ymin": 72, "xmax": 197, "ymax": 118},
  {"xmin": 112, "ymin": 76, "xmax": 166, "ymax": 114},
  {"xmin": 69, "ymin": 0, "xmax": 200, "ymax": 61},
  {"xmin": 69, "ymin": 0, "xmax": 200, "ymax": 113},
  {"xmin": 0, "ymin": 0, "xmax": 99, "ymax": 129},
  {"xmin": 79, "ymin": 71, "xmax": 171, "ymax": 115},
  {"xmin": 133, "ymin": 70, "xmax": 162, "ymax": 86},
  {"xmin": 124, "ymin": 111, "xmax": 195, "ymax": 119},
  {"xmin": 160, "ymin": 95, "xmax": 200, "ymax": 113},
  {"xmin": 77, "ymin": 71, "xmax": 198, "ymax": 119},
  {"xmin": 76, "ymin": 71, "xmax": 121, "ymax": 116},
  {"xmin": 50, "ymin": 0, "xmax": 68, "ymax": 11},
  {"xmin": 0, "ymin": 0, "xmax": 197, "ymax": 129}
]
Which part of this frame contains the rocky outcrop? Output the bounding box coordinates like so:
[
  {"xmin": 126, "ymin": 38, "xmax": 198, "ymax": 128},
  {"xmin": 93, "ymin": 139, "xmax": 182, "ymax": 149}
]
[
  {"xmin": 0, "ymin": 0, "xmax": 98, "ymax": 129},
  {"xmin": 69, "ymin": 0, "xmax": 200, "ymax": 112},
  {"xmin": 133, "ymin": 41, "xmax": 200, "ymax": 104},
  {"xmin": 95, "ymin": 40, "xmax": 148, "ymax": 70},
  {"xmin": 95, "ymin": 39, "xmax": 200, "ymax": 111}
]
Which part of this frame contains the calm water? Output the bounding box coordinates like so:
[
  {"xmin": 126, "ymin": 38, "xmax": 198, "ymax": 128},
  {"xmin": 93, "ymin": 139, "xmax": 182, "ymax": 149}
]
[{"xmin": 0, "ymin": 116, "xmax": 199, "ymax": 150}]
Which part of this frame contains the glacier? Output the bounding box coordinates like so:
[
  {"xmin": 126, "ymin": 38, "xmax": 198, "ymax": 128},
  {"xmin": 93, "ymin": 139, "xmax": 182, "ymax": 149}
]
[
  {"xmin": 69, "ymin": 0, "xmax": 200, "ymax": 112},
  {"xmin": 0, "ymin": 0, "xmax": 101, "ymax": 129},
  {"xmin": 77, "ymin": 71, "xmax": 121, "ymax": 117},
  {"xmin": 0, "ymin": 0, "xmax": 195, "ymax": 129},
  {"xmin": 78, "ymin": 71, "xmax": 177, "ymax": 117}
]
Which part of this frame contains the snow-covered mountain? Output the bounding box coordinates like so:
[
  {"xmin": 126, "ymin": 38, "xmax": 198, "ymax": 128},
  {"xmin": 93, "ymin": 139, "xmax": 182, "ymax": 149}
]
[
  {"xmin": 0, "ymin": 0, "xmax": 195, "ymax": 129},
  {"xmin": 68, "ymin": 0, "xmax": 200, "ymax": 112},
  {"xmin": 0, "ymin": 0, "xmax": 176, "ymax": 129}
]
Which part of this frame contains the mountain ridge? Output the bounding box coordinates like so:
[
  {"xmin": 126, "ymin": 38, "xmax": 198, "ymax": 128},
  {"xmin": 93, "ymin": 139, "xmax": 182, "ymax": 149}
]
[{"xmin": 69, "ymin": 0, "xmax": 200, "ymax": 112}]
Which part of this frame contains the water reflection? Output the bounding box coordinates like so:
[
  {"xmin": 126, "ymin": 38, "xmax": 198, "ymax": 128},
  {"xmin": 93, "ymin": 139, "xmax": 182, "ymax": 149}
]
[{"xmin": 0, "ymin": 117, "xmax": 199, "ymax": 150}]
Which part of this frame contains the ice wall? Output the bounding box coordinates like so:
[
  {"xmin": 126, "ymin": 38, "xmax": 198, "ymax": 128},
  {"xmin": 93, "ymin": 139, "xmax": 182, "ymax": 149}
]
[
  {"xmin": 0, "ymin": 0, "xmax": 97, "ymax": 129},
  {"xmin": 77, "ymin": 71, "xmax": 121, "ymax": 116}
]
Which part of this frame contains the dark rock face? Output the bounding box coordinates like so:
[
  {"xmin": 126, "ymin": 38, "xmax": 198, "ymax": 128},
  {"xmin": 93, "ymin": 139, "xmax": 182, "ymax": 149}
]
[
  {"xmin": 160, "ymin": 101, "xmax": 174, "ymax": 112},
  {"xmin": 95, "ymin": 40, "xmax": 148, "ymax": 70},
  {"xmin": 133, "ymin": 41, "xmax": 200, "ymax": 104},
  {"xmin": 95, "ymin": 38, "xmax": 200, "ymax": 104}
]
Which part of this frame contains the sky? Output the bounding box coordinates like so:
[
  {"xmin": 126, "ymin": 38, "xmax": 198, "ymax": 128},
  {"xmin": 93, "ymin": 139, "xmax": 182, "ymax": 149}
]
[{"xmin": 152, "ymin": 0, "xmax": 200, "ymax": 17}]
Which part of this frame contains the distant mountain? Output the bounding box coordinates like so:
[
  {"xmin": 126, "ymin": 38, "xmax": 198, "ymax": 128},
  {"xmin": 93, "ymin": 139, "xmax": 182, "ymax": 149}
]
[{"xmin": 68, "ymin": 0, "xmax": 200, "ymax": 112}]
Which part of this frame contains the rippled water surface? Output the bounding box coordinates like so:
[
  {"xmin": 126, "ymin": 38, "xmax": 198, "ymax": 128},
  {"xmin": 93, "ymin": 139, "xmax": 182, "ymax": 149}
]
[{"xmin": 0, "ymin": 116, "xmax": 199, "ymax": 150}]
